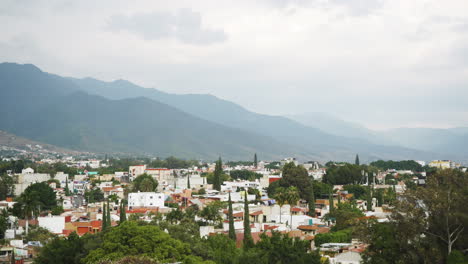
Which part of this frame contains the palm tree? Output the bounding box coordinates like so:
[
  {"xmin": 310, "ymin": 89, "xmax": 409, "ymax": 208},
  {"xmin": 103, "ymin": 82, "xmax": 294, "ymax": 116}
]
[
  {"xmin": 274, "ymin": 187, "xmax": 287, "ymax": 224},
  {"xmin": 18, "ymin": 191, "xmax": 41, "ymax": 235},
  {"xmin": 286, "ymin": 186, "xmax": 300, "ymax": 228}
]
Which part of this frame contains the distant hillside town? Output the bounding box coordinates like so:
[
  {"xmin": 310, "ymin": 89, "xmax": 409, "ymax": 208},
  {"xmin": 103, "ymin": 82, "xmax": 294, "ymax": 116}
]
[{"xmin": 0, "ymin": 153, "xmax": 466, "ymax": 263}]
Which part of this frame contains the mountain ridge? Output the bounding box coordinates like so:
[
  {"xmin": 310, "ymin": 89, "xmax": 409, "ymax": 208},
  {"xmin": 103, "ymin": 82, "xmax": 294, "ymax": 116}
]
[{"xmin": 0, "ymin": 62, "xmax": 447, "ymax": 162}]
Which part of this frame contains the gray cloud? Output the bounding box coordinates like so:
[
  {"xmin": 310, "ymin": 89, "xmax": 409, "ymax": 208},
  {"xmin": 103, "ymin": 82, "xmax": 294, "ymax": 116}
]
[
  {"xmin": 107, "ymin": 9, "xmax": 227, "ymax": 45},
  {"xmin": 1, "ymin": 0, "xmax": 467, "ymax": 129},
  {"xmin": 329, "ymin": 0, "xmax": 384, "ymax": 16}
]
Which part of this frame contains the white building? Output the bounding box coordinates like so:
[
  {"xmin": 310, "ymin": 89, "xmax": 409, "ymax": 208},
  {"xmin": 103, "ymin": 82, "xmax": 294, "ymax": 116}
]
[
  {"xmin": 75, "ymin": 160, "xmax": 101, "ymax": 169},
  {"xmin": 38, "ymin": 215, "xmax": 65, "ymax": 234},
  {"xmin": 332, "ymin": 251, "xmax": 362, "ymax": 264},
  {"xmin": 145, "ymin": 168, "xmax": 173, "ymax": 187},
  {"xmin": 175, "ymin": 175, "xmax": 207, "ymax": 190},
  {"xmin": 129, "ymin": 165, "xmax": 146, "ymax": 179},
  {"xmin": 128, "ymin": 192, "xmax": 165, "ymax": 208},
  {"xmin": 14, "ymin": 169, "xmax": 51, "ymax": 196},
  {"xmin": 221, "ymin": 180, "xmax": 261, "ymax": 192}
]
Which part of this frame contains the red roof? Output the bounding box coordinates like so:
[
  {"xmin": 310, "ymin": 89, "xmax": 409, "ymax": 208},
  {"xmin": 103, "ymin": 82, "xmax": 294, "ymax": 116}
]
[
  {"xmin": 297, "ymin": 225, "xmax": 318, "ymax": 231},
  {"xmin": 264, "ymin": 225, "xmax": 279, "ymax": 230},
  {"xmin": 232, "ymin": 212, "xmax": 244, "ymax": 218},
  {"xmin": 250, "ymin": 211, "xmax": 263, "ymax": 216},
  {"xmin": 126, "ymin": 208, "xmax": 159, "ymax": 214},
  {"xmin": 235, "ymin": 232, "xmax": 273, "ymax": 248}
]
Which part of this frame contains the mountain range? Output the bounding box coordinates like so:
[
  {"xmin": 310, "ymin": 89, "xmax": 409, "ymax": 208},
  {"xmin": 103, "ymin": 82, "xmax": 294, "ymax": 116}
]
[{"xmin": 0, "ymin": 62, "xmax": 465, "ymax": 163}]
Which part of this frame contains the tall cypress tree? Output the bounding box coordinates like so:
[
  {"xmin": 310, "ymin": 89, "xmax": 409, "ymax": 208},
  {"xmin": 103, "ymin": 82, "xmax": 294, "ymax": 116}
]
[
  {"xmin": 187, "ymin": 175, "xmax": 191, "ymax": 189},
  {"xmin": 65, "ymin": 176, "xmax": 70, "ymax": 196},
  {"xmin": 213, "ymin": 157, "xmax": 223, "ymax": 191},
  {"xmin": 243, "ymin": 191, "xmax": 253, "ymax": 248},
  {"xmin": 254, "ymin": 153, "xmax": 258, "ymax": 168},
  {"xmin": 367, "ymin": 173, "xmax": 373, "ymax": 211},
  {"xmin": 119, "ymin": 202, "xmax": 126, "ymax": 224},
  {"xmin": 228, "ymin": 192, "xmax": 236, "ymax": 240},
  {"xmin": 308, "ymin": 186, "xmax": 316, "ymax": 217},
  {"xmin": 329, "ymin": 193, "xmax": 334, "ymax": 214},
  {"xmin": 102, "ymin": 203, "xmax": 107, "ymax": 231},
  {"xmin": 106, "ymin": 199, "xmax": 111, "ymax": 229},
  {"xmin": 355, "ymin": 154, "xmax": 360, "ymax": 165}
]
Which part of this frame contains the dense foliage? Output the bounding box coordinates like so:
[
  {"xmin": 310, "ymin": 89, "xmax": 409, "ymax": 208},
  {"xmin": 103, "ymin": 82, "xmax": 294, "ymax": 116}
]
[
  {"xmin": 323, "ymin": 163, "xmax": 363, "ymax": 185},
  {"xmin": 0, "ymin": 173, "xmax": 14, "ymax": 200},
  {"xmin": 361, "ymin": 169, "xmax": 468, "ymax": 263},
  {"xmin": 131, "ymin": 173, "xmax": 158, "ymax": 192},
  {"xmin": 148, "ymin": 156, "xmax": 199, "ymax": 169},
  {"xmin": 370, "ymin": 160, "xmax": 423, "ymax": 171},
  {"xmin": 229, "ymin": 170, "xmax": 262, "ymax": 181},
  {"xmin": 13, "ymin": 182, "xmax": 57, "ymax": 217}
]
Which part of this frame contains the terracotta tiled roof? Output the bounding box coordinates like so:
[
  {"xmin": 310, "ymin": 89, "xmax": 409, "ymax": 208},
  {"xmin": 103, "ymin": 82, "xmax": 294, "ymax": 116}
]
[
  {"xmin": 232, "ymin": 212, "xmax": 244, "ymax": 218},
  {"xmin": 235, "ymin": 232, "xmax": 273, "ymax": 248},
  {"xmin": 297, "ymin": 225, "xmax": 318, "ymax": 231},
  {"xmin": 126, "ymin": 208, "xmax": 159, "ymax": 214},
  {"xmin": 286, "ymin": 230, "xmax": 304, "ymax": 238},
  {"xmin": 317, "ymin": 227, "xmax": 331, "ymax": 234},
  {"xmin": 250, "ymin": 211, "xmax": 263, "ymax": 216}
]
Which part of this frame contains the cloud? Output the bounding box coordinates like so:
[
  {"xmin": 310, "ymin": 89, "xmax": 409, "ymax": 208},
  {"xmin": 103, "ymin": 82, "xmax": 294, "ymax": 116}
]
[
  {"xmin": 328, "ymin": 0, "xmax": 384, "ymax": 16},
  {"xmin": 107, "ymin": 9, "xmax": 227, "ymax": 45}
]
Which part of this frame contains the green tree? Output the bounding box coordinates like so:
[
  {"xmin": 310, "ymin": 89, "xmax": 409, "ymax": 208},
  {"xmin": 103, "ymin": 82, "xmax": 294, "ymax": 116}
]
[
  {"xmin": 84, "ymin": 221, "xmax": 192, "ymax": 263},
  {"xmin": 64, "ymin": 176, "xmax": 71, "ymax": 196},
  {"xmin": 243, "ymin": 191, "xmax": 253, "ymax": 248},
  {"xmin": 343, "ymin": 184, "xmax": 367, "ymax": 199},
  {"xmin": 307, "ymin": 186, "xmax": 316, "ymax": 217},
  {"xmin": 14, "ymin": 182, "xmax": 56, "ymax": 234},
  {"xmin": 281, "ymin": 162, "xmax": 311, "ymax": 200},
  {"xmin": 106, "ymin": 200, "xmax": 111, "ymax": 229},
  {"xmin": 254, "ymin": 153, "xmax": 258, "ymax": 168},
  {"xmin": 328, "ymin": 193, "xmax": 334, "ymax": 214},
  {"xmin": 410, "ymin": 169, "xmax": 468, "ymax": 256},
  {"xmin": 230, "ymin": 170, "xmax": 262, "ymax": 181},
  {"xmin": 102, "ymin": 203, "xmax": 108, "ymax": 231},
  {"xmin": 328, "ymin": 202, "xmax": 364, "ymax": 231},
  {"xmin": 51, "ymin": 206, "xmax": 64, "ymax": 215},
  {"xmin": 323, "ymin": 163, "xmax": 363, "ymax": 185},
  {"xmin": 34, "ymin": 232, "xmax": 84, "ymax": 264},
  {"xmin": 187, "ymin": 175, "xmax": 191, "ymax": 189},
  {"xmin": 85, "ymin": 188, "xmax": 105, "ymax": 203},
  {"xmin": 132, "ymin": 173, "xmax": 158, "ymax": 192},
  {"xmin": 0, "ymin": 173, "xmax": 14, "ymax": 200},
  {"xmin": 286, "ymin": 186, "xmax": 300, "ymax": 228},
  {"xmin": 355, "ymin": 154, "xmax": 360, "ymax": 165},
  {"xmin": 0, "ymin": 209, "xmax": 8, "ymax": 240},
  {"xmin": 119, "ymin": 202, "xmax": 126, "ymax": 224},
  {"xmin": 246, "ymin": 231, "xmax": 321, "ymax": 264},
  {"xmin": 228, "ymin": 192, "xmax": 236, "ymax": 241},
  {"xmin": 204, "ymin": 234, "xmax": 239, "ymax": 264},
  {"xmin": 274, "ymin": 187, "xmax": 287, "ymax": 224},
  {"xmin": 315, "ymin": 228, "xmax": 353, "ymax": 247},
  {"xmin": 213, "ymin": 157, "xmax": 223, "ymax": 191},
  {"xmin": 367, "ymin": 175, "xmax": 373, "ymax": 211},
  {"xmin": 198, "ymin": 201, "xmax": 223, "ymax": 226},
  {"xmin": 25, "ymin": 225, "xmax": 56, "ymax": 245}
]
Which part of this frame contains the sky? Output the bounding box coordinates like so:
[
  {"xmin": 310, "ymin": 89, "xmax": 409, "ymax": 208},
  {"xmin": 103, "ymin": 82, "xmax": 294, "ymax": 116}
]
[{"xmin": 1, "ymin": 0, "xmax": 468, "ymax": 130}]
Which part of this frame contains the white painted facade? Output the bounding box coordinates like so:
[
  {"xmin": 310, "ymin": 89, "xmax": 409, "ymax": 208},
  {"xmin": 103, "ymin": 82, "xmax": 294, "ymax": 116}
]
[
  {"xmin": 38, "ymin": 215, "xmax": 65, "ymax": 234},
  {"xmin": 128, "ymin": 192, "xmax": 165, "ymax": 208}
]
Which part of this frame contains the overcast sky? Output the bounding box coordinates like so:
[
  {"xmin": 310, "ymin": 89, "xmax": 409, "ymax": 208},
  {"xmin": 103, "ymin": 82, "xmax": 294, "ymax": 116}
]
[{"xmin": 1, "ymin": 0, "xmax": 468, "ymax": 130}]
